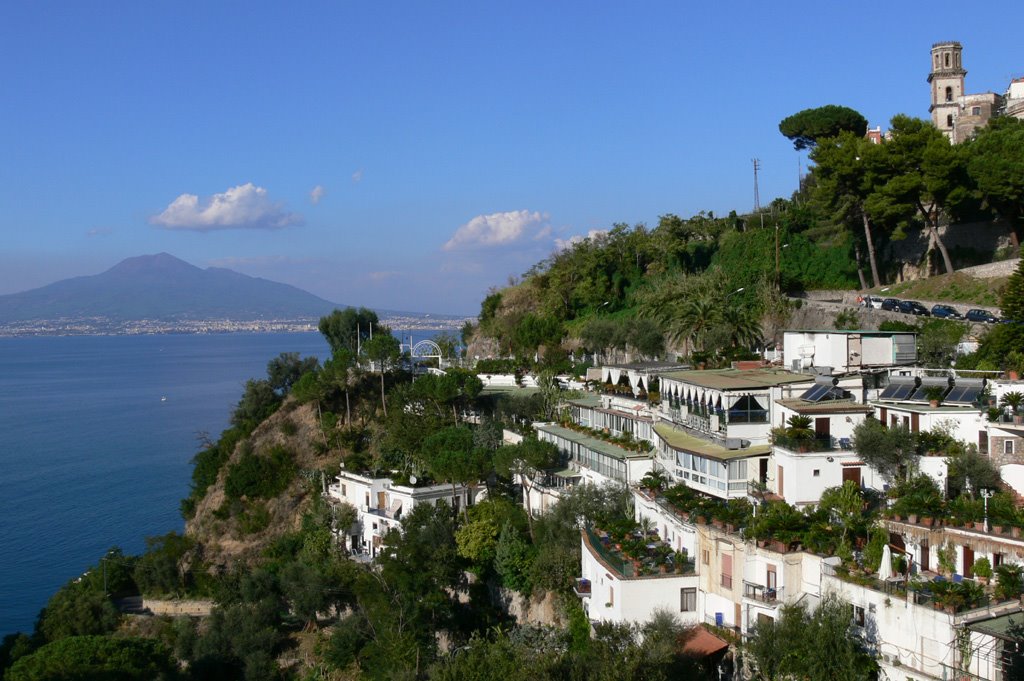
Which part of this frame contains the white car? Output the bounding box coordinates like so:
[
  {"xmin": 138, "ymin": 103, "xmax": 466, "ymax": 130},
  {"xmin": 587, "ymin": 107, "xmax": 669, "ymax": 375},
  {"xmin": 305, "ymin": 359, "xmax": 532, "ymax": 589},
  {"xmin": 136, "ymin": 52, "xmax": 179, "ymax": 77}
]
[{"xmin": 860, "ymin": 295, "xmax": 884, "ymax": 309}]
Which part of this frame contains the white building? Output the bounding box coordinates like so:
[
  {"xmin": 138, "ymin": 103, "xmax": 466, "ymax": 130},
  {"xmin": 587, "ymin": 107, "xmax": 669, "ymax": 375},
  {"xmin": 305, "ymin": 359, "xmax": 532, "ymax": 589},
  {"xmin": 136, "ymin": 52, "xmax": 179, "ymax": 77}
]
[
  {"xmin": 782, "ymin": 329, "xmax": 917, "ymax": 375},
  {"xmin": 328, "ymin": 469, "xmax": 481, "ymax": 557},
  {"xmin": 535, "ymin": 422, "xmax": 654, "ymax": 486}
]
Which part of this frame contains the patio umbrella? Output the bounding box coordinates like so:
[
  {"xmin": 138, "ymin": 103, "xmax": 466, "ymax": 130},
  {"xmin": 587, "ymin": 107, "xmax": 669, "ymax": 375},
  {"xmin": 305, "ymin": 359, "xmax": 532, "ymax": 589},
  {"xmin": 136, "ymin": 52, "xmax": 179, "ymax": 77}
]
[{"xmin": 877, "ymin": 544, "xmax": 893, "ymax": 581}]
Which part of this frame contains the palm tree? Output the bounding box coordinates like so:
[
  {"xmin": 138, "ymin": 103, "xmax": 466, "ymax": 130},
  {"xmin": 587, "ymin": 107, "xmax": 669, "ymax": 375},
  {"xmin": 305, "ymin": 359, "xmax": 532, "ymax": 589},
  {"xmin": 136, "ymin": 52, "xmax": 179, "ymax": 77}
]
[
  {"xmin": 672, "ymin": 297, "xmax": 719, "ymax": 352},
  {"xmin": 721, "ymin": 306, "xmax": 764, "ymax": 349},
  {"xmin": 785, "ymin": 414, "xmax": 815, "ymax": 442}
]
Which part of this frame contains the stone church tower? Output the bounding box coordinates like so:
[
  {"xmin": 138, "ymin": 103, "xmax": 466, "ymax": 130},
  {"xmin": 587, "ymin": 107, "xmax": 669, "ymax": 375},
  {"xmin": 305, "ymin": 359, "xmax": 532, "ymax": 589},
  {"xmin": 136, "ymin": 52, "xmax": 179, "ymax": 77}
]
[{"xmin": 928, "ymin": 41, "xmax": 966, "ymax": 139}]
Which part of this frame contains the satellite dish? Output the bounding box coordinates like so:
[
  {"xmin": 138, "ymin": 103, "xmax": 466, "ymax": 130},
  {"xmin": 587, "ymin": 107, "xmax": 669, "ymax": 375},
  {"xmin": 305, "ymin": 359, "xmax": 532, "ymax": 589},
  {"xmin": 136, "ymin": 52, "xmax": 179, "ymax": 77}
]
[{"xmin": 409, "ymin": 475, "xmax": 418, "ymax": 484}]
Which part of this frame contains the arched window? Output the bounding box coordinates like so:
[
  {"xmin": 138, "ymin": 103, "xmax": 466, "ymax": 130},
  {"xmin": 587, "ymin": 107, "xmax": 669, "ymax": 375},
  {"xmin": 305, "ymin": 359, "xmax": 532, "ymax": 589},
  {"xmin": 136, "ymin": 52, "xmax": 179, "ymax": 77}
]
[
  {"xmin": 947, "ymin": 114, "xmax": 954, "ymax": 127},
  {"xmin": 945, "ymin": 53, "xmax": 951, "ymax": 67},
  {"xmin": 945, "ymin": 86, "xmax": 953, "ymax": 102},
  {"xmin": 935, "ymin": 54, "xmax": 940, "ymax": 68},
  {"xmin": 956, "ymin": 53, "xmax": 961, "ymax": 67}
]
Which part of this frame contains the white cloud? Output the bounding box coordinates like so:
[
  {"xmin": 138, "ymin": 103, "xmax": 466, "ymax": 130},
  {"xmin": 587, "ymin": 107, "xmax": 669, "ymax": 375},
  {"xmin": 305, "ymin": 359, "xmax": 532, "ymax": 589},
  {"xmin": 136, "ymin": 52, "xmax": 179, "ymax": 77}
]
[
  {"xmin": 554, "ymin": 229, "xmax": 608, "ymax": 252},
  {"xmin": 150, "ymin": 183, "xmax": 302, "ymax": 231},
  {"xmin": 368, "ymin": 270, "xmax": 401, "ymax": 282},
  {"xmin": 309, "ymin": 185, "xmax": 326, "ymax": 204},
  {"xmin": 86, "ymin": 227, "xmax": 112, "ymax": 238},
  {"xmin": 442, "ymin": 210, "xmax": 549, "ymax": 251},
  {"xmin": 351, "ymin": 169, "xmax": 363, "ymax": 183}
]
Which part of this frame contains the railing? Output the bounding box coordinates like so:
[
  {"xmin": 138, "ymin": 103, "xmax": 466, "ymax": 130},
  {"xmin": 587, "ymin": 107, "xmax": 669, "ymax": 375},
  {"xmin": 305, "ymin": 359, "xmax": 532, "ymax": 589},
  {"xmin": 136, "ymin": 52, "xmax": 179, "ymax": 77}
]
[
  {"xmin": 726, "ymin": 410, "xmax": 769, "ymax": 424},
  {"xmin": 721, "ymin": 574, "xmax": 733, "ymax": 589},
  {"xmin": 773, "ymin": 435, "xmax": 838, "ymax": 453},
  {"xmin": 743, "ymin": 581, "xmax": 784, "ymax": 604},
  {"xmin": 573, "ymin": 578, "xmax": 592, "ymax": 597}
]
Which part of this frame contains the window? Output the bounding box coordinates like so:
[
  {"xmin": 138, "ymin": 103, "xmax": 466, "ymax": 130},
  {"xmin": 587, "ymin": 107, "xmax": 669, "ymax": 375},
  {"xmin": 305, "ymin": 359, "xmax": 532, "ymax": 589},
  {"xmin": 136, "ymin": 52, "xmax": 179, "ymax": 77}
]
[
  {"xmin": 608, "ymin": 586, "xmax": 614, "ymax": 606},
  {"xmin": 702, "ymin": 549, "xmax": 710, "ymax": 565},
  {"xmin": 341, "ymin": 484, "xmax": 347, "ymax": 495},
  {"xmin": 680, "ymin": 588, "xmax": 697, "ymax": 612},
  {"xmin": 945, "ymin": 86, "xmax": 953, "ymax": 102},
  {"xmin": 945, "ymin": 53, "xmax": 951, "ymax": 67},
  {"xmin": 972, "ymin": 106, "xmax": 981, "ymax": 116},
  {"xmin": 813, "ymin": 469, "xmax": 820, "ymax": 477},
  {"xmin": 721, "ymin": 554, "xmax": 733, "ymax": 589},
  {"xmin": 947, "ymin": 114, "xmax": 954, "ymax": 128},
  {"xmin": 1006, "ymin": 440, "xmax": 1016, "ymax": 455},
  {"xmin": 853, "ymin": 605, "xmax": 866, "ymax": 628}
]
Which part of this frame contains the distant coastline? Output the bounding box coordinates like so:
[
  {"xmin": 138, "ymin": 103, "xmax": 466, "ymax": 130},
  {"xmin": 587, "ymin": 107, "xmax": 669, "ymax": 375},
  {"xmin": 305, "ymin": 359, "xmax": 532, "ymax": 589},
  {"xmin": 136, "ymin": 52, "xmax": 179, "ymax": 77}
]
[{"xmin": 0, "ymin": 315, "xmax": 475, "ymax": 338}]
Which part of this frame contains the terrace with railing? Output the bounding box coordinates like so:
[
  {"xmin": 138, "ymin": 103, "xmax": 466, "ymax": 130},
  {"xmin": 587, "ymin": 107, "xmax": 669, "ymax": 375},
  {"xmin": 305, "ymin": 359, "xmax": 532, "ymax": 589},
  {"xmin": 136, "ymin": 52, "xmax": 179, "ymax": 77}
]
[
  {"xmin": 583, "ymin": 526, "xmax": 696, "ymax": 579},
  {"xmin": 743, "ymin": 582, "xmax": 784, "ymax": 605}
]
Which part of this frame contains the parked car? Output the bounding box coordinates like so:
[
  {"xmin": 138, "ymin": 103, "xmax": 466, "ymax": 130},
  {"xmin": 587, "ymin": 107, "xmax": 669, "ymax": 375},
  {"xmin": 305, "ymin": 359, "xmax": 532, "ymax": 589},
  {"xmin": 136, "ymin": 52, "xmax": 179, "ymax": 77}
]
[
  {"xmin": 931, "ymin": 304, "xmax": 963, "ymax": 319},
  {"xmin": 966, "ymin": 308, "xmax": 999, "ymax": 323},
  {"xmin": 881, "ymin": 298, "xmax": 901, "ymax": 311},
  {"xmin": 898, "ymin": 300, "xmax": 930, "ymax": 316},
  {"xmin": 860, "ymin": 295, "xmax": 884, "ymax": 309}
]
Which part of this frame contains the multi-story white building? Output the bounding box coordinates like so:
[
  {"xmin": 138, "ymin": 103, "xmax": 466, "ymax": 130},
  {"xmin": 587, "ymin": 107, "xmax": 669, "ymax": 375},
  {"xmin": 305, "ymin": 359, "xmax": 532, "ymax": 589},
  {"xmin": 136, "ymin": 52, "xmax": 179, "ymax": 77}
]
[{"xmin": 328, "ymin": 469, "xmax": 481, "ymax": 557}]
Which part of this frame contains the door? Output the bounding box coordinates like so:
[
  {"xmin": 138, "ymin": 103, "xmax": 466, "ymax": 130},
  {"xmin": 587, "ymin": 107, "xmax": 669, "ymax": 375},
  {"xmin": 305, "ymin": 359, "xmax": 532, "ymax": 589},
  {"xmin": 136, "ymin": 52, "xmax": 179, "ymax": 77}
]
[
  {"xmin": 963, "ymin": 547, "xmax": 974, "ymax": 577},
  {"xmin": 979, "ymin": 431, "xmax": 989, "ymax": 455},
  {"xmin": 815, "ymin": 418, "xmax": 830, "ymax": 439},
  {"xmin": 766, "ymin": 565, "xmax": 777, "ymax": 591},
  {"xmin": 921, "ymin": 540, "xmax": 930, "ymax": 572},
  {"xmin": 842, "ymin": 467, "xmax": 862, "ymax": 486},
  {"xmin": 759, "ymin": 459, "xmax": 768, "ymax": 484},
  {"xmin": 847, "ymin": 335, "xmax": 862, "ymax": 367},
  {"xmin": 377, "ymin": 491, "xmax": 386, "ymax": 510},
  {"xmin": 777, "ymin": 465, "xmax": 784, "ymax": 497}
]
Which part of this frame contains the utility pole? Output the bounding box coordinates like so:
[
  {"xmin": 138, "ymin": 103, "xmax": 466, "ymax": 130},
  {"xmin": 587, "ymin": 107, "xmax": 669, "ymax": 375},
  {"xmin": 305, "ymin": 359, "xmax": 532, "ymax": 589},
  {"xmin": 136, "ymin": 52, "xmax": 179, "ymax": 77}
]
[{"xmin": 752, "ymin": 158, "xmax": 761, "ymax": 213}]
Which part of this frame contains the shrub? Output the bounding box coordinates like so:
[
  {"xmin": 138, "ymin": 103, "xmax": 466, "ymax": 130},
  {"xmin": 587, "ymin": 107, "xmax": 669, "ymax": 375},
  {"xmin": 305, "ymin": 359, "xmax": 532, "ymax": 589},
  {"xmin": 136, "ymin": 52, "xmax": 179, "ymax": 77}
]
[{"xmin": 224, "ymin": 445, "xmax": 297, "ymax": 501}]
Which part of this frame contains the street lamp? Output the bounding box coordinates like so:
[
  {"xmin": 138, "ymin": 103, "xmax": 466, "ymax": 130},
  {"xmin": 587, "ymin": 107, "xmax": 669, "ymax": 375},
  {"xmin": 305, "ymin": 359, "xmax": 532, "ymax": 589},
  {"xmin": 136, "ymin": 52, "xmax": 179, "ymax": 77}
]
[{"xmin": 981, "ymin": 488, "xmax": 995, "ymax": 533}]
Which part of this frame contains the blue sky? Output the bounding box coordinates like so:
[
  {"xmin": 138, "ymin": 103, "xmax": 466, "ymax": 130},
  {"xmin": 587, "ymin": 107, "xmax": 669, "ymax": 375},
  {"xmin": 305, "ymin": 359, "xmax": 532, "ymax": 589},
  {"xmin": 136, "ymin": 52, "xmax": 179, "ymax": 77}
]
[{"xmin": 2, "ymin": 2, "xmax": 1021, "ymax": 315}]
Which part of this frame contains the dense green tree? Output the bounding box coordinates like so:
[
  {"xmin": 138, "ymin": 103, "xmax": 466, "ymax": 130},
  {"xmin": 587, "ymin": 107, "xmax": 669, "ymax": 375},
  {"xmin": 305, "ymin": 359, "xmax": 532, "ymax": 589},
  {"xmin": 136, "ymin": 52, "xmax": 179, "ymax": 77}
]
[
  {"xmin": 746, "ymin": 596, "xmax": 876, "ymax": 681},
  {"xmin": 810, "ymin": 131, "xmax": 886, "ymax": 287},
  {"xmin": 134, "ymin": 532, "xmax": 194, "ymax": 597},
  {"xmin": 494, "ymin": 438, "xmax": 560, "ymax": 537},
  {"xmin": 870, "ymin": 115, "xmax": 956, "ymax": 273},
  {"xmin": 364, "ymin": 327, "xmax": 401, "ymax": 416},
  {"xmin": 230, "ymin": 379, "xmax": 281, "ymax": 431},
  {"xmin": 851, "ymin": 418, "xmax": 917, "ymax": 483},
  {"xmin": 917, "ymin": 318, "xmax": 965, "ymax": 367},
  {"xmin": 494, "ymin": 521, "xmax": 535, "ymax": 592},
  {"xmin": 36, "ymin": 580, "xmax": 120, "ymax": 643},
  {"xmin": 6, "ymin": 636, "xmax": 176, "ymax": 681},
  {"xmin": 318, "ymin": 307, "xmax": 379, "ymax": 355},
  {"xmin": 265, "ymin": 351, "xmax": 318, "ymax": 395},
  {"xmin": 779, "ymin": 105, "xmax": 868, "ymax": 150},
  {"xmin": 968, "ymin": 117, "xmax": 1024, "ymax": 245}
]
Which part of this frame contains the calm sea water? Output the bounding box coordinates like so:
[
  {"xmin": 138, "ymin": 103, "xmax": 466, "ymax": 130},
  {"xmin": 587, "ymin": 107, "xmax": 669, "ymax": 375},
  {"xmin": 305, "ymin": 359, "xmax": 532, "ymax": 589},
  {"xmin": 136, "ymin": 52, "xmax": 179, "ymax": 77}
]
[{"xmin": 0, "ymin": 332, "xmax": 332, "ymax": 635}]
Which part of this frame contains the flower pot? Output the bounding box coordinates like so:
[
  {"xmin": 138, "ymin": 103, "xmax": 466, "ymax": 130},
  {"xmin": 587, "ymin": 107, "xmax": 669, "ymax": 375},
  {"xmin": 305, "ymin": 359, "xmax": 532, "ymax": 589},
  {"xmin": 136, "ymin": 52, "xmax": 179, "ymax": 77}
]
[
  {"xmin": 929, "ymin": 399, "xmax": 940, "ymax": 408},
  {"xmin": 1009, "ymin": 370, "xmax": 1020, "ymax": 381},
  {"xmin": 1013, "ymin": 527, "xmax": 1022, "ymax": 539},
  {"xmin": 994, "ymin": 525, "xmax": 1004, "ymax": 534},
  {"xmin": 712, "ymin": 519, "xmax": 724, "ymax": 529},
  {"xmin": 908, "ymin": 514, "xmax": 918, "ymax": 524},
  {"xmin": 974, "ymin": 521, "xmax": 986, "ymax": 531},
  {"xmin": 922, "ymin": 517, "xmax": 934, "ymax": 527},
  {"xmin": 695, "ymin": 515, "xmax": 706, "ymax": 525},
  {"xmin": 892, "ymin": 514, "xmax": 903, "ymax": 522}
]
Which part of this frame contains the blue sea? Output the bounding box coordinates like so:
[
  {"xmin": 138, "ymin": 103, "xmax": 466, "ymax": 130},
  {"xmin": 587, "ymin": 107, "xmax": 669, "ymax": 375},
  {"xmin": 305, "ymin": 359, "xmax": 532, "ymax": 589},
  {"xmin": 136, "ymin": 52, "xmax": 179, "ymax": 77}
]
[{"xmin": 0, "ymin": 332, "xmax": 333, "ymax": 635}]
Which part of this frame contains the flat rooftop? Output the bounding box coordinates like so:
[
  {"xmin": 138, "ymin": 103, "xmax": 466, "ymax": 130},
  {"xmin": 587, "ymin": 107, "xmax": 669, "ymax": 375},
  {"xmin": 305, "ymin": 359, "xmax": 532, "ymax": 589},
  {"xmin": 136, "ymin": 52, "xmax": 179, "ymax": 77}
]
[
  {"xmin": 776, "ymin": 398, "xmax": 874, "ymax": 415},
  {"xmin": 653, "ymin": 422, "xmax": 770, "ymax": 460},
  {"xmin": 603, "ymin": 361, "xmax": 689, "ymax": 371},
  {"xmin": 786, "ymin": 329, "xmax": 917, "ymax": 336},
  {"xmin": 535, "ymin": 423, "xmax": 653, "ymax": 460},
  {"xmin": 656, "ymin": 367, "xmax": 811, "ymax": 391},
  {"xmin": 565, "ymin": 393, "xmax": 602, "ymax": 408}
]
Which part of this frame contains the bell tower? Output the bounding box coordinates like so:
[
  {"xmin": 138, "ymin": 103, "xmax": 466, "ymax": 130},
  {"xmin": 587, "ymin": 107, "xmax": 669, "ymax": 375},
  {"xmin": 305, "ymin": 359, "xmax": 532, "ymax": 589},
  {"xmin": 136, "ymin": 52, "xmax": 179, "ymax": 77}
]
[{"xmin": 928, "ymin": 41, "xmax": 966, "ymax": 140}]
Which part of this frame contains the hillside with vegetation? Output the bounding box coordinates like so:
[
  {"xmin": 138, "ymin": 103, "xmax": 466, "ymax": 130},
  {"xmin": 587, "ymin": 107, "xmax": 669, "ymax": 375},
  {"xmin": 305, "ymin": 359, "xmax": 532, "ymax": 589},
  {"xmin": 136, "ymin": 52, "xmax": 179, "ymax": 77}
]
[{"xmin": 466, "ymin": 113, "xmax": 1024, "ymax": 370}]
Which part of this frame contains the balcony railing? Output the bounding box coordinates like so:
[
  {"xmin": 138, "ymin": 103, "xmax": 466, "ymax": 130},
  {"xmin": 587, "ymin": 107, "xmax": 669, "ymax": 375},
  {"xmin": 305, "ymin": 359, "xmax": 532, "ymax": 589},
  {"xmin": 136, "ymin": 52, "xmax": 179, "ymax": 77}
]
[
  {"xmin": 743, "ymin": 581, "xmax": 784, "ymax": 604},
  {"xmin": 573, "ymin": 578, "xmax": 592, "ymax": 597},
  {"xmin": 772, "ymin": 435, "xmax": 851, "ymax": 453},
  {"xmin": 721, "ymin": 574, "xmax": 733, "ymax": 589}
]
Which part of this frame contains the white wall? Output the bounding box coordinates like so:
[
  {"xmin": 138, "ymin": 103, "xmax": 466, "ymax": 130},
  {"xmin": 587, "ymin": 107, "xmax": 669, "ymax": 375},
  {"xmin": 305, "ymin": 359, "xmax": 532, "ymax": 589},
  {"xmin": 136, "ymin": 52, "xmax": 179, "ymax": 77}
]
[
  {"xmin": 580, "ymin": 535, "xmax": 700, "ymax": 626},
  {"xmin": 861, "ymin": 336, "xmax": 892, "ymax": 366}
]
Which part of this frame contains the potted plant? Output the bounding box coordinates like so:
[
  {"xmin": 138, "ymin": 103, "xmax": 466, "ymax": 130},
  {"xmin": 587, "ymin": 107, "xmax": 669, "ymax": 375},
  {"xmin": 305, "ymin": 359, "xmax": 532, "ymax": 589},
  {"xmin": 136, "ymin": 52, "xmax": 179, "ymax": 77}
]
[
  {"xmin": 937, "ymin": 542, "xmax": 957, "ymax": 577},
  {"xmin": 785, "ymin": 415, "xmax": 815, "ymax": 451},
  {"xmin": 1001, "ymin": 391, "xmax": 1024, "ymax": 424},
  {"xmin": 995, "ymin": 564, "xmax": 1024, "ymax": 601},
  {"xmin": 971, "ymin": 556, "xmax": 993, "ymax": 584},
  {"xmin": 923, "ymin": 385, "xmax": 945, "ymax": 408}
]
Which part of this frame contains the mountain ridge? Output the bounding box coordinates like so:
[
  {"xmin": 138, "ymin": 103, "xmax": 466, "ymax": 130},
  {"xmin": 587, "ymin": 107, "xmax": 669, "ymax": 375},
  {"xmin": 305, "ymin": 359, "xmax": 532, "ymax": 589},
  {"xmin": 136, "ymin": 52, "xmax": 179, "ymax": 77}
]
[{"xmin": 0, "ymin": 253, "xmax": 343, "ymax": 323}]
